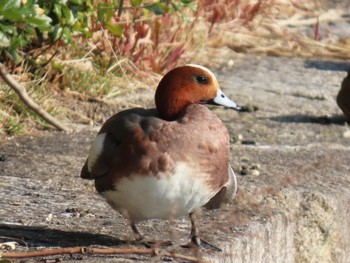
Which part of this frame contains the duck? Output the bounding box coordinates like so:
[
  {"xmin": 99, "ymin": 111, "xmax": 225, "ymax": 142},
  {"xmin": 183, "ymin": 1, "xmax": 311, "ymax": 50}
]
[
  {"xmin": 80, "ymin": 64, "xmax": 241, "ymax": 247},
  {"xmin": 337, "ymin": 70, "xmax": 350, "ymax": 119}
]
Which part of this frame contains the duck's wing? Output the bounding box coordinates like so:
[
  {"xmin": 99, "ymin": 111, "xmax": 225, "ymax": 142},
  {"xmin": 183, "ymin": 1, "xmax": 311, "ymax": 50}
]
[
  {"xmin": 203, "ymin": 165, "xmax": 237, "ymax": 210},
  {"xmin": 80, "ymin": 108, "xmax": 160, "ymax": 180},
  {"xmin": 80, "ymin": 132, "xmax": 120, "ymax": 179}
]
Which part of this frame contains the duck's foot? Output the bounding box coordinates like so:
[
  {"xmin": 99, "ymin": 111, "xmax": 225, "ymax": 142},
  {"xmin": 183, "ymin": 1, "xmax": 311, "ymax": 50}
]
[
  {"xmin": 128, "ymin": 221, "xmax": 173, "ymax": 248},
  {"xmin": 130, "ymin": 222, "xmax": 143, "ymax": 242},
  {"xmin": 196, "ymin": 238, "xmax": 222, "ymax": 252},
  {"xmin": 139, "ymin": 239, "xmax": 173, "ymax": 248},
  {"xmin": 185, "ymin": 211, "xmax": 222, "ymax": 252},
  {"xmin": 181, "ymin": 236, "xmax": 222, "ymax": 252}
]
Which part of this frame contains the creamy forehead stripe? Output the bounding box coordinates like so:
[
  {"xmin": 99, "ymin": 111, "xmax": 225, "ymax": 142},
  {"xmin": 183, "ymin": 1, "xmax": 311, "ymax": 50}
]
[
  {"xmin": 185, "ymin": 64, "xmax": 213, "ymax": 74},
  {"xmin": 185, "ymin": 64, "xmax": 219, "ymax": 86},
  {"xmin": 87, "ymin": 133, "xmax": 106, "ymax": 172}
]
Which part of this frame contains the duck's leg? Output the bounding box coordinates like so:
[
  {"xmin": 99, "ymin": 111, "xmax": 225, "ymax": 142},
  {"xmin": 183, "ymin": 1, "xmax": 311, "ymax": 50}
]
[
  {"xmin": 130, "ymin": 221, "xmax": 172, "ymax": 248},
  {"xmin": 189, "ymin": 211, "xmax": 201, "ymax": 246},
  {"xmin": 130, "ymin": 221, "xmax": 143, "ymax": 241},
  {"xmin": 184, "ymin": 211, "xmax": 222, "ymax": 252}
]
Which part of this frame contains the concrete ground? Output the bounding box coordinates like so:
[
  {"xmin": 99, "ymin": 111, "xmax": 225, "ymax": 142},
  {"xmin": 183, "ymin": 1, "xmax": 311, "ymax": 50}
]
[{"xmin": 1, "ymin": 56, "xmax": 350, "ymax": 262}]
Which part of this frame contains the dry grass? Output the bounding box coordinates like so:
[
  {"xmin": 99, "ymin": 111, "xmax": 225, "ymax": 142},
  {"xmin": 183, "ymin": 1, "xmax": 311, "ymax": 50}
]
[
  {"xmin": 0, "ymin": 75, "xmax": 57, "ymax": 135},
  {"xmin": 206, "ymin": 0, "xmax": 350, "ymax": 59}
]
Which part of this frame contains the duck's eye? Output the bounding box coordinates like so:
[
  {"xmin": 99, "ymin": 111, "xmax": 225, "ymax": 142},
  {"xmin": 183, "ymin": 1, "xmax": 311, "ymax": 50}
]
[{"xmin": 195, "ymin": 74, "xmax": 208, "ymax": 85}]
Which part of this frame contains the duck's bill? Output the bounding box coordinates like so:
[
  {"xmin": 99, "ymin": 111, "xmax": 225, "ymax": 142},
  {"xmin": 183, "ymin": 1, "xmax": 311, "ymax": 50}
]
[{"xmin": 208, "ymin": 89, "xmax": 241, "ymax": 111}]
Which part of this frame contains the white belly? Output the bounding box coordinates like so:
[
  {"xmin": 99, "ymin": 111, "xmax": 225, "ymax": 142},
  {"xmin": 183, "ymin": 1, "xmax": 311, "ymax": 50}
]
[{"xmin": 102, "ymin": 163, "xmax": 215, "ymax": 222}]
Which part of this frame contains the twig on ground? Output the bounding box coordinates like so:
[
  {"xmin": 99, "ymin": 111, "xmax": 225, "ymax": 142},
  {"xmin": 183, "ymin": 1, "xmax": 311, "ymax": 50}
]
[
  {"xmin": 0, "ymin": 63, "xmax": 71, "ymax": 132},
  {"xmin": 0, "ymin": 246, "xmax": 209, "ymax": 262},
  {"xmin": 64, "ymin": 107, "xmax": 94, "ymax": 125},
  {"xmin": 63, "ymin": 89, "xmax": 110, "ymax": 105}
]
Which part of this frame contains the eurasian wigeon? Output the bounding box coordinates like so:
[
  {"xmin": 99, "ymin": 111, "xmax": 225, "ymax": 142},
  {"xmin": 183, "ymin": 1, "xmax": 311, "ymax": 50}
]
[
  {"xmin": 337, "ymin": 70, "xmax": 350, "ymax": 119},
  {"xmin": 81, "ymin": 64, "xmax": 241, "ymax": 246}
]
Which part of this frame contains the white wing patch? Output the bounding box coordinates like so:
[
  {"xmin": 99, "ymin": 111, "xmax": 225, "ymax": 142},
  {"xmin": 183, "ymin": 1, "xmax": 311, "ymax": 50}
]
[
  {"xmin": 87, "ymin": 133, "xmax": 106, "ymax": 172},
  {"xmin": 229, "ymin": 165, "xmax": 238, "ymax": 198}
]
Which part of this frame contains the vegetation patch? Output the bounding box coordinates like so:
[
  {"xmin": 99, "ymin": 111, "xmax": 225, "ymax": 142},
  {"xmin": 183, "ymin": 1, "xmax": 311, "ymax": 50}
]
[{"xmin": 0, "ymin": 0, "xmax": 349, "ymax": 135}]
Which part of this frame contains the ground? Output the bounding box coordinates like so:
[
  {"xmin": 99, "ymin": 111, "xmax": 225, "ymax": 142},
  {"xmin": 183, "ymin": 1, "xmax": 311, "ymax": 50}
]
[{"xmin": 1, "ymin": 55, "xmax": 350, "ymax": 262}]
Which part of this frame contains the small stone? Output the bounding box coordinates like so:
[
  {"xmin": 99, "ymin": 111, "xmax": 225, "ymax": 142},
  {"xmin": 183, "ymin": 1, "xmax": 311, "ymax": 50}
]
[
  {"xmin": 240, "ymin": 170, "xmax": 248, "ymax": 176},
  {"xmin": 251, "ymin": 163, "xmax": 261, "ymax": 170},
  {"xmin": 241, "ymin": 140, "xmax": 256, "ymax": 145},
  {"xmin": 46, "ymin": 213, "xmax": 53, "ymax": 222},
  {"xmin": 231, "ymin": 134, "xmax": 243, "ymax": 144},
  {"xmin": 231, "ymin": 136, "xmax": 239, "ymax": 144},
  {"xmin": 85, "ymin": 213, "xmax": 96, "ymax": 218},
  {"xmin": 240, "ymin": 104, "xmax": 259, "ymax": 112},
  {"xmin": 240, "ymin": 165, "xmax": 249, "ymax": 175},
  {"xmin": 251, "ymin": 169, "xmax": 260, "ymax": 176},
  {"xmin": 227, "ymin": 59, "xmax": 234, "ymax": 68},
  {"xmin": 343, "ymin": 130, "xmax": 350, "ymax": 138},
  {"xmin": 65, "ymin": 207, "xmax": 82, "ymax": 213}
]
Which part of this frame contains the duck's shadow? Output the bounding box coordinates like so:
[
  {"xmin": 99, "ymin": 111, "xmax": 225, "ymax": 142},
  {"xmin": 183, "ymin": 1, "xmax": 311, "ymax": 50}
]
[
  {"xmin": 265, "ymin": 114, "xmax": 348, "ymax": 125},
  {"xmin": 303, "ymin": 60, "xmax": 350, "ymax": 72},
  {"xmin": 0, "ymin": 224, "xmax": 122, "ymax": 248}
]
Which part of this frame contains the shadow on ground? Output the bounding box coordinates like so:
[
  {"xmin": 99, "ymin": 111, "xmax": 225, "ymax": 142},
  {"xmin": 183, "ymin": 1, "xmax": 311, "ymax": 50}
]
[
  {"xmin": 265, "ymin": 114, "xmax": 348, "ymax": 125},
  {"xmin": 0, "ymin": 224, "xmax": 122, "ymax": 248},
  {"xmin": 304, "ymin": 60, "xmax": 350, "ymax": 72}
]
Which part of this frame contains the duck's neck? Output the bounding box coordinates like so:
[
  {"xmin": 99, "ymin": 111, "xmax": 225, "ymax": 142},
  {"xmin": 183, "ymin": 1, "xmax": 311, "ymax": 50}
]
[{"xmin": 156, "ymin": 98, "xmax": 191, "ymax": 121}]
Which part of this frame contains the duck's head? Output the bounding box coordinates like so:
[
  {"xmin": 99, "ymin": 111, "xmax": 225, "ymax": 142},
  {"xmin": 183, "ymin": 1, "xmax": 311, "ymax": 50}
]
[{"xmin": 155, "ymin": 64, "xmax": 241, "ymax": 120}]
